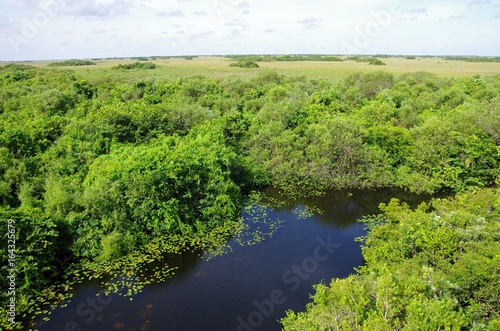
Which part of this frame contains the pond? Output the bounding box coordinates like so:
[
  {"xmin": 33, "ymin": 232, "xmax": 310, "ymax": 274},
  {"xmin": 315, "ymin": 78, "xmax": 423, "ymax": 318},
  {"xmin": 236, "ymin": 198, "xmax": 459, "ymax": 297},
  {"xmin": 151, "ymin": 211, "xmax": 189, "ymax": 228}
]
[{"xmin": 37, "ymin": 189, "xmax": 428, "ymax": 331}]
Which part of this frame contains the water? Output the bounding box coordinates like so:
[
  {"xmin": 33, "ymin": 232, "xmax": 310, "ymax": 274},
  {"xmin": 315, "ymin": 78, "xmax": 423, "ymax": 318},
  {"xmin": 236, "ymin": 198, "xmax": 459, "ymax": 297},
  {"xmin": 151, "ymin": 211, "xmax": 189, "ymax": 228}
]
[{"xmin": 37, "ymin": 189, "xmax": 428, "ymax": 331}]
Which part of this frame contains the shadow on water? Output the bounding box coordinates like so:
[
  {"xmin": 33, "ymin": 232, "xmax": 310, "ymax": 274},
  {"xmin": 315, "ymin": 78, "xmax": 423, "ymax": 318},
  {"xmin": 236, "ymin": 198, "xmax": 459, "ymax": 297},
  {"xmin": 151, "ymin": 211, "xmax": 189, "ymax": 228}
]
[
  {"xmin": 262, "ymin": 187, "xmax": 435, "ymax": 228},
  {"xmin": 37, "ymin": 189, "xmax": 434, "ymax": 331}
]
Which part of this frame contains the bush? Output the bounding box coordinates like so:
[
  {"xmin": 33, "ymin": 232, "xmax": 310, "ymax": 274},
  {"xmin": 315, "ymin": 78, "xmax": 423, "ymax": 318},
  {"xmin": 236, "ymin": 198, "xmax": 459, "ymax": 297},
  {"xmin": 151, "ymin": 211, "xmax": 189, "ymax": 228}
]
[
  {"xmin": 72, "ymin": 123, "xmax": 241, "ymax": 259},
  {"xmin": 47, "ymin": 60, "xmax": 96, "ymax": 67},
  {"xmin": 112, "ymin": 62, "xmax": 157, "ymax": 70},
  {"xmin": 229, "ymin": 60, "xmax": 260, "ymax": 68},
  {"xmin": 347, "ymin": 57, "xmax": 386, "ymax": 65},
  {"xmin": 369, "ymin": 58, "xmax": 386, "ymax": 65}
]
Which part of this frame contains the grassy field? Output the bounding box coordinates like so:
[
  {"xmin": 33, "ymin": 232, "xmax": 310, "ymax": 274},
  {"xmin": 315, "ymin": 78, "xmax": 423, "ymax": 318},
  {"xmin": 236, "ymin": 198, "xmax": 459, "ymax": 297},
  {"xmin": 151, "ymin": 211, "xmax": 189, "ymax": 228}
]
[
  {"xmin": 258, "ymin": 56, "xmax": 500, "ymax": 78},
  {"xmin": 8, "ymin": 56, "xmax": 500, "ymax": 81}
]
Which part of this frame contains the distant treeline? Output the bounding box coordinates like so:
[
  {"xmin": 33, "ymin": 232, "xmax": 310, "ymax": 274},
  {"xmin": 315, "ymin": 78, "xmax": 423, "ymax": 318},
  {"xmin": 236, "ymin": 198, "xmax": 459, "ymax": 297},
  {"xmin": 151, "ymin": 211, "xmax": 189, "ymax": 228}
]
[
  {"xmin": 112, "ymin": 62, "xmax": 157, "ymax": 70},
  {"xmin": 89, "ymin": 56, "xmax": 198, "ymax": 61},
  {"xmin": 345, "ymin": 56, "xmax": 386, "ymax": 65},
  {"xmin": 444, "ymin": 56, "xmax": 500, "ymax": 63},
  {"xmin": 226, "ymin": 55, "xmax": 344, "ymax": 62},
  {"xmin": 130, "ymin": 57, "xmax": 151, "ymax": 61},
  {"xmin": 80, "ymin": 54, "xmax": 500, "ymax": 63},
  {"xmin": 227, "ymin": 54, "xmax": 390, "ymax": 65},
  {"xmin": 47, "ymin": 59, "xmax": 96, "ymax": 67}
]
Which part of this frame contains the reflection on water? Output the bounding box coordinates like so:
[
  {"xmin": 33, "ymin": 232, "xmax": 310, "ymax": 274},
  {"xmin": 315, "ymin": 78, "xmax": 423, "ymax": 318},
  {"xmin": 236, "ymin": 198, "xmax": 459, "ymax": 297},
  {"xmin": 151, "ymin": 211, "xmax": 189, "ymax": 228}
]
[
  {"xmin": 37, "ymin": 189, "xmax": 430, "ymax": 331},
  {"xmin": 261, "ymin": 187, "xmax": 434, "ymax": 229}
]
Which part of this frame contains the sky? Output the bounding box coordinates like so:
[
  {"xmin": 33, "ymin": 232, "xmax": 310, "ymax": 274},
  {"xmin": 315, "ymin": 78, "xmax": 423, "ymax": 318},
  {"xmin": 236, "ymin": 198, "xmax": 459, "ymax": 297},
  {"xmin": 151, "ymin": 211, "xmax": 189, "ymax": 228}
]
[{"xmin": 1, "ymin": 0, "xmax": 499, "ymax": 61}]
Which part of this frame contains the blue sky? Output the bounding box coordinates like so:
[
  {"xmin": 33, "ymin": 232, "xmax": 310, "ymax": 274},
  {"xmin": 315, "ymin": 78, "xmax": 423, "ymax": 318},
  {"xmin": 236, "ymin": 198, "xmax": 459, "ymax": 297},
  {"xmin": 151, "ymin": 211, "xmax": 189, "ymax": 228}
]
[{"xmin": 1, "ymin": 0, "xmax": 499, "ymax": 61}]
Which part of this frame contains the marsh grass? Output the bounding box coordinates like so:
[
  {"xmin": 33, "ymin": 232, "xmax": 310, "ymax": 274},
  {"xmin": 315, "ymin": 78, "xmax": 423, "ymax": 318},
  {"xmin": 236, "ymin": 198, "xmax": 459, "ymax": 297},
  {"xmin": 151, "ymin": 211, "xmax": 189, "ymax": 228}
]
[{"xmin": 14, "ymin": 56, "xmax": 500, "ymax": 82}]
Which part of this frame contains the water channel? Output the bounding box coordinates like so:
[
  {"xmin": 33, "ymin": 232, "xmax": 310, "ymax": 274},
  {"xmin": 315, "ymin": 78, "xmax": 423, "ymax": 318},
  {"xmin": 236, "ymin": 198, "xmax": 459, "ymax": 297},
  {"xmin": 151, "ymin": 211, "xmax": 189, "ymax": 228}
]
[{"xmin": 38, "ymin": 189, "xmax": 428, "ymax": 331}]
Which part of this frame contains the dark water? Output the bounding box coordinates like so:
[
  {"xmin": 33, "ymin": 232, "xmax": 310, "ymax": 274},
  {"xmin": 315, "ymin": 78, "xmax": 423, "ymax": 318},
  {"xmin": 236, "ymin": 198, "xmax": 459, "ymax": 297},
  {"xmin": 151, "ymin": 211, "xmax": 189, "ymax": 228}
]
[{"xmin": 38, "ymin": 189, "xmax": 428, "ymax": 331}]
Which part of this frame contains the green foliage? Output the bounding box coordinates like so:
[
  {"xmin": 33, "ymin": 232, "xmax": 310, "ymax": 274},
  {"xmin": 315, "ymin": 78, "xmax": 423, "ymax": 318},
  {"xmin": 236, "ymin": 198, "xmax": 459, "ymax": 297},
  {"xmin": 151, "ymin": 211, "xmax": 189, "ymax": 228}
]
[
  {"xmin": 369, "ymin": 58, "xmax": 386, "ymax": 65},
  {"xmin": 0, "ymin": 208, "xmax": 68, "ymax": 290},
  {"xmin": 229, "ymin": 60, "xmax": 260, "ymax": 68},
  {"xmin": 367, "ymin": 125, "xmax": 413, "ymax": 166},
  {"xmin": 226, "ymin": 54, "xmax": 343, "ymax": 62},
  {"xmin": 130, "ymin": 57, "xmax": 150, "ymax": 61},
  {"xmin": 112, "ymin": 62, "xmax": 157, "ymax": 70},
  {"xmin": 72, "ymin": 122, "xmax": 241, "ymax": 259},
  {"xmin": 346, "ymin": 56, "xmax": 386, "ymax": 65},
  {"xmin": 444, "ymin": 56, "xmax": 500, "ymax": 63},
  {"xmin": 282, "ymin": 188, "xmax": 500, "ymax": 330},
  {"xmin": 0, "ymin": 207, "xmax": 72, "ymax": 329},
  {"xmin": 47, "ymin": 59, "xmax": 96, "ymax": 67}
]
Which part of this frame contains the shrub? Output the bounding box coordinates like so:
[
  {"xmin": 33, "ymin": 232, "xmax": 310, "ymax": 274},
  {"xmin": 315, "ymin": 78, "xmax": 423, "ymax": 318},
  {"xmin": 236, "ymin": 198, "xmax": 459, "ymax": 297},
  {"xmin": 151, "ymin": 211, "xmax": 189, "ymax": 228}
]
[
  {"xmin": 47, "ymin": 60, "xmax": 96, "ymax": 67},
  {"xmin": 229, "ymin": 60, "xmax": 260, "ymax": 68},
  {"xmin": 112, "ymin": 62, "xmax": 157, "ymax": 70}
]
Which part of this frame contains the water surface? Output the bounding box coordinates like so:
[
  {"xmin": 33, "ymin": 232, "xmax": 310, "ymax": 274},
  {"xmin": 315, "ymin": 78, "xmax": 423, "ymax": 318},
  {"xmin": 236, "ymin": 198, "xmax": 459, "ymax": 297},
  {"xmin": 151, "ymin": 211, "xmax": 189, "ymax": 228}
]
[{"xmin": 38, "ymin": 189, "xmax": 426, "ymax": 331}]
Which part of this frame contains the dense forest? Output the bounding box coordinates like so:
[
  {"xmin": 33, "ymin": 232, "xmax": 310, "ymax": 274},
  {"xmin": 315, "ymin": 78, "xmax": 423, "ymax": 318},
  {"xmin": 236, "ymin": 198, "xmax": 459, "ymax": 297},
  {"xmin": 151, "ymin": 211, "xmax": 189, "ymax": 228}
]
[{"xmin": 0, "ymin": 63, "xmax": 499, "ymax": 329}]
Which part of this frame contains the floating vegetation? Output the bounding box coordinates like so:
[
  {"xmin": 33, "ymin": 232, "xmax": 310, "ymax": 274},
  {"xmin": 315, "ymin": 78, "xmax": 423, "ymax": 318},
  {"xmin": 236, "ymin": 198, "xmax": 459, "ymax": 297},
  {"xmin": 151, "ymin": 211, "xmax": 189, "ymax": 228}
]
[
  {"xmin": 292, "ymin": 204, "xmax": 324, "ymax": 220},
  {"xmin": 205, "ymin": 190, "xmax": 328, "ymax": 258},
  {"xmin": 28, "ymin": 222, "xmax": 238, "ymax": 329},
  {"xmin": 114, "ymin": 321, "xmax": 126, "ymax": 329},
  {"xmin": 27, "ymin": 190, "xmax": 327, "ymax": 329},
  {"xmin": 234, "ymin": 192, "xmax": 286, "ymax": 247}
]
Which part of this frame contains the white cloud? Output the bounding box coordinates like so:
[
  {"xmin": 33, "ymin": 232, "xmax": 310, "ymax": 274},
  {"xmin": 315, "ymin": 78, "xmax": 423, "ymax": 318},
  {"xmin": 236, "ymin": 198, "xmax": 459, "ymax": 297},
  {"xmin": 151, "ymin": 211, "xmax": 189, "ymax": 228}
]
[
  {"xmin": 407, "ymin": 8, "xmax": 427, "ymax": 14},
  {"xmin": 1, "ymin": 0, "xmax": 499, "ymax": 60},
  {"xmin": 189, "ymin": 30, "xmax": 214, "ymax": 40},
  {"xmin": 468, "ymin": 0, "xmax": 492, "ymax": 5},
  {"xmin": 59, "ymin": 0, "xmax": 133, "ymax": 18},
  {"xmin": 225, "ymin": 28, "xmax": 243, "ymax": 39},
  {"xmin": 53, "ymin": 28, "xmax": 73, "ymax": 34},
  {"xmin": 297, "ymin": 17, "xmax": 323, "ymax": 30},
  {"xmin": 157, "ymin": 10, "xmax": 184, "ymax": 17}
]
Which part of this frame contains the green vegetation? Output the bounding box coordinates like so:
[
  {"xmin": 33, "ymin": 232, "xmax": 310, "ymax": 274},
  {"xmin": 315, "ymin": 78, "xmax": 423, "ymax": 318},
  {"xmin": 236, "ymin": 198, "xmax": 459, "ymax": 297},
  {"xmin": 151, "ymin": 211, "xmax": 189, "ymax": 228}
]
[
  {"xmin": 112, "ymin": 61, "xmax": 157, "ymax": 70},
  {"xmin": 346, "ymin": 56, "xmax": 386, "ymax": 65},
  {"xmin": 229, "ymin": 60, "xmax": 260, "ymax": 68},
  {"xmin": 369, "ymin": 58, "xmax": 386, "ymax": 65},
  {"xmin": 0, "ymin": 60, "xmax": 499, "ymax": 329},
  {"xmin": 130, "ymin": 57, "xmax": 150, "ymax": 61},
  {"xmin": 282, "ymin": 188, "xmax": 500, "ymax": 330},
  {"xmin": 226, "ymin": 54, "xmax": 343, "ymax": 62},
  {"xmin": 47, "ymin": 59, "xmax": 96, "ymax": 67},
  {"xmin": 444, "ymin": 56, "xmax": 500, "ymax": 63}
]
